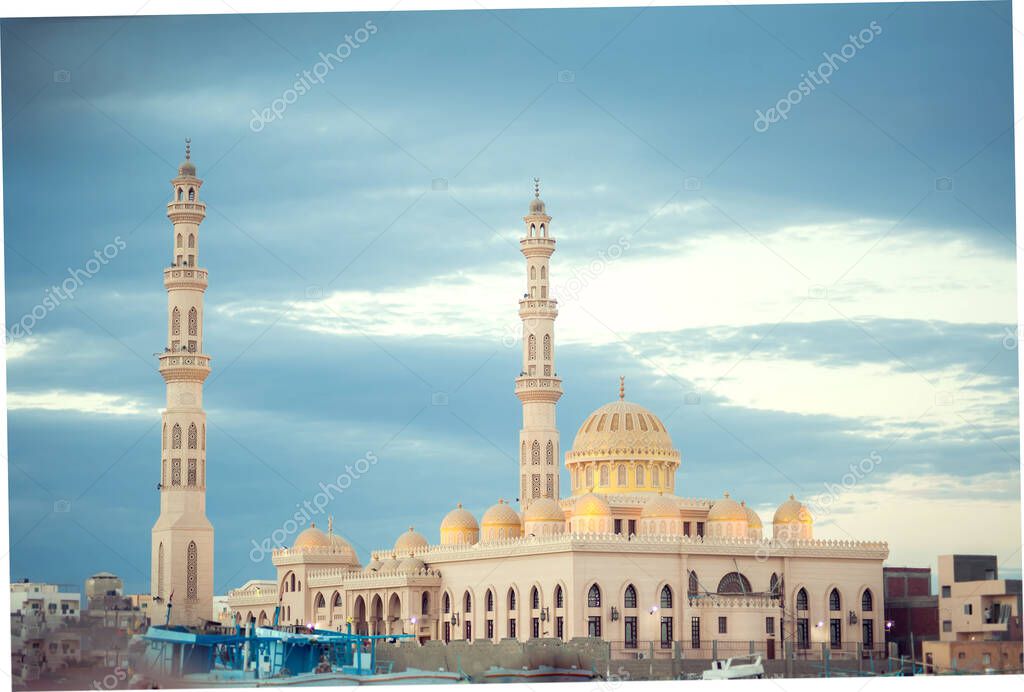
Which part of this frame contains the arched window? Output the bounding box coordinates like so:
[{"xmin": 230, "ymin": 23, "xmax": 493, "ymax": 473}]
[
  {"xmin": 600, "ymin": 465, "xmax": 609, "ymax": 486},
  {"xmin": 540, "ymin": 266, "xmax": 546, "ymax": 280},
  {"xmin": 177, "ymin": 188, "xmax": 183, "ymax": 201},
  {"xmin": 769, "ymin": 573, "xmax": 780, "ymax": 596},
  {"xmin": 188, "ymin": 187, "xmax": 195, "ymax": 201},
  {"xmin": 624, "ymin": 584, "xmax": 637, "ymax": 609},
  {"xmin": 530, "ymin": 224, "xmax": 536, "ymax": 237},
  {"xmin": 717, "ymin": 572, "xmax": 752, "ymax": 594},
  {"xmin": 201, "ymin": 425, "xmax": 205, "ymax": 450},
  {"xmin": 171, "ymin": 307, "xmax": 180, "ymax": 336},
  {"xmin": 531, "ymin": 587, "xmax": 539, "ymax": 609},
  {"xmin": 507, "ymin": 588, "xmax": 516, "ymax": 610},
  {"xmin": 539, "ymin": 224, "xmax": 546, "ymax": 236},
  {"xmin": 188, "ymin": 307, "xmax": 198, "ymax": 336},
  {"xmin": 528, "ymin": 334, "xmax": 536, "ymax": 360},
  {"xmin": 587, "ymin": 584, "xmax": 601, "ymax": 608},
  {"xmin": 796, "ymin": 588, "xmax": 809, "ymax": 611},
  {"xmin": 188, "ymin": 423, "xmax": 198, "ymax": 449},
  {"xmin": 543, "ymin": 334, "xmax": 551, "ymax": 360},
  {"xmin": 171, "ymin": 424, "xmax": 182, "ymax": 449},
  {"xmin": 652, "ymin": 467, "xmax": 660, "ymax": 487},
  {"xmin": 555, "ymin": 585, "xmax": 564, "ymax": 608},
  {"xmin": 688, "ymin": 571, "xmax": 699, "ymax": 596},
  {"xmin": 546, "ymin": 441, "xmax": 553, "ymax": 465},
  {"xmin": 443, "ymin": 592, "xmax": 451, "ymax": 614},
  {"xmin": 530, "ymin": 266, "xmax": 536, "ymax": 280},
  {"xmin": 334, "ymin": 592, "xmax": 343, "ymax": 607},
  {"xmin": 829, "ymin": 588, "xmax": 841, "ymax": 611},
  {"xmin": 585, "ymin": 467, "xmax": 594, "ymax": 488},
  {"xmin": 315, "ymin": 593, "xmax": 326, "ymax": 608},
  {"xmin": 486, "ymin": 590, "xmax": 494, "ymax": 612},
  {"xmin": 188, "ymin": 233, "xmax": 195, "ymax": 248},
  {"xmin": 157, "ymin": 543, "xmax": 165, "ymax": 598},
  {"xmin": 421, "ymin": 591, "xmax": 429, "ymax": 615},
  {"xmin": 635, "ymin": 465, "xmax": 645, "ymax": 486},
  {"xmin": 660, "ymin": 585, "xmax": 673, "ymax": 609},
  {"xmin": 186, "ymin": 541, "xmax": 198, "ymax": 601},
  {"xmin": 617, "ymin": 465, "xmax": 627, "ymax": 486},
  {"xmin": 531, "ymin": 441, "xmax": 540, "ymax": 465},
  {"xmin": 861, "ymin": 589, "xmax": 873, "ymax": 612},
  {"xmin": 176, "ymin": 233, "xmax": 183, "ymax": 247}
]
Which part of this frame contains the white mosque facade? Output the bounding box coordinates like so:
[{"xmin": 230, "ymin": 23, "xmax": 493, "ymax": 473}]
[{"xmin": 154, "ymin": 152, "xmax": 889, "ymax": 652}]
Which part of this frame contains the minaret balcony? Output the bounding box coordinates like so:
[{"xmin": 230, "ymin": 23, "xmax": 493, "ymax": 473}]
[
  {"xmin": 520, "ymin": 237, "xmax": 556, "ymax": 257},
  {"xmin": 158, "ymin": 352, "xmax": 211, "ymax": 382},
  {"xmin": 515, "ymin": 375, "xmax": 564, "ymax": 402},
  {"xmin": 518, "ymin": 298, "xmax": 558, "ymax": 318},
  {"xmin": 164, "ymin": 267, "xmax": 208, "ymax": 290},
  {"xmin": 166, "ymin": 200, "xmax": 207, "ymax": 224}
]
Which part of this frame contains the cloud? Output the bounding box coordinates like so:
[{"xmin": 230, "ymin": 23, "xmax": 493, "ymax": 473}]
[{"xmin": 6, "ymin": 390, "xmax": 152, "ymax": 417}]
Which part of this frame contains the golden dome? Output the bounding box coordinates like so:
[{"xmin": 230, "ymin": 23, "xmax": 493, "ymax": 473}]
[
  {"xmin": 292, "ymin": 524, "xmax": 331, "ymax": 550},
  {"xmin": 482, "ymin": 499, "xmax": 522, "ymax": 528},
  {"xmin": 774, "ymin": 495, "xmax": 813, "ymax": 525},
  {"xmin": 641, "ymin": 494, "xmax": 680, "ymax": 518},
  {"xmin": 708, "ymin": 492, "xmax": 747, "ymax": 521},
  {"xmin": 441, "ymin": 503, "xmax": 479, "ymax": 531},
  {"xmin": 574, "ymin": 492, "xmax": 611, "ymax": 517},
  {"xmin": 741, "ymin": 501, "xmax": 763, "ymax": 528},
  {"xmin": 571, "ymin": 400, "xmax": 676, "ymax": 454},
  {"xmin": 524, "ymin": 498, "xmax": 565, "ymax": 522},
  {"xmin": 394, "ymin": 527, "xmax": 428, "ymax": 553}
]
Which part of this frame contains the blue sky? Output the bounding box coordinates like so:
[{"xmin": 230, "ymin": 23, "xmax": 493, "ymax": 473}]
[{"xmin": 2, "ymin": 2, "xmax": 1021, "ymax": 596}]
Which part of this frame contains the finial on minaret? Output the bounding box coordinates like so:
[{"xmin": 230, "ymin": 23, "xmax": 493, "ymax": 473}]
[
  {"xmin": 185, "ymin": 138, "xmax": 191, "ymax": 160},
  {"xmin": 534, "ymin": 177, "xmax": 540, "ymax": 198},
  {"xmin": 619, "ymin": 376, "xmax": 625, "ymax": 400},
  {"xmin": 328, "ymin": 516, "xmax": 333, "ymax": 537}
]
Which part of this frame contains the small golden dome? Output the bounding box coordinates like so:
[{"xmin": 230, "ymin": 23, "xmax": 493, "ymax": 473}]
[
  {"xmin": 364, "ymin": 558, "xmax": 382, "ymax": 572},
  {"xmin": 379, "ymin": 556, "xmax": 400, "ymax": 572},
  {"xmin": 708, "ymin": 492, "xmax": 747, "ymax": 521},
  {"xmin": 741, "ymin": 501, "xmax": 763, "ymax": 528},
  {"xmin": 394, "ymin": 526, "xmax": 428, "ymax": 553},
  {"xmin": 774, "ymin": 495, "xmax": 812, "ymax": 525},
  {"xmin": 641, "ymin": 494, "xmax": 680, "ymax": 518},
  {"xmin": 572, "ymin": 400, "xmax": 676, "ymax": 454},
  {"xmin": 292, "ymin": 523, "xmax": 331, "ymax": 550},
  {"xmin": 524, "ymin": 498, "xmax": 564, "ymax": 522},
  {"xmin": 441, "ymin": 503, "xmax": 479, "ymax": 531},
  {"xmin": 482, "ymin": 499, "xmax": 522, "ymax": 527},
  {"xmin": 574, "ymin": 492, "xmax": 612, "ymax": 517}
]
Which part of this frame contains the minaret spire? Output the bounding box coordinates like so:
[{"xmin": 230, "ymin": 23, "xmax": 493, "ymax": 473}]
[
  {"xmin": 619, "ymin": 376, "xmax": 625, "ymax": 400},
  {"xmin": 151, "ymin": 141, "xmax": 214, "ymax": 626},
  {"xmin": 515, "ymin": 180, "xmax": 563, "ymax": 509}
]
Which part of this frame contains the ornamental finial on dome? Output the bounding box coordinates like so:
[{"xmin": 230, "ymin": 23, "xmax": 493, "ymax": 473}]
[
  {"xmin": 619, "ymin": 376, "xmax": 625, "ymax": 400},
  {"xmin": 534, "ymin": 177, "xmax": 540, "ymax": 197},
  {"xmin": 185, "ymin": 137, "xmax": 191, "ymax": 160}
]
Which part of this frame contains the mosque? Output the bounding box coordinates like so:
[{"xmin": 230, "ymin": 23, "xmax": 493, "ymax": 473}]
[{"xmin": 151, "ymin": 147, "xmax": 889, "ymax": 655}]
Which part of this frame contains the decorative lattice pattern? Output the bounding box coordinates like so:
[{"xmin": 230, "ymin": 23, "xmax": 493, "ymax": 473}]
[
  {"xmin": 187, "ymin": 459, "xmax": 197, "ymax": 486},
  {"xmin": 171, "ymin": 307, "xmax": 180, "ymax": 336},
  {"xmin": 188, "ymin": 307, "xmax": 198, "ymax": 336},
  {"xmin": 171, "ymin": 459, "xmax": 181, "ymax": 486},
  {"xmin": 186, "ymin": 541, "xmax": 198, "ymax": 601},
  {"xmin": 531, "ymin": 441, "xmax": 540, "ymax": 465},
  {"xmin": 172, "ymin": 424, "xmax": 182, "ymax": 449}
]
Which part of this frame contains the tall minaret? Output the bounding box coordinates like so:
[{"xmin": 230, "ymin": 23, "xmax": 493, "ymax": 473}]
[
  {"xmin": 515, "ymin": 179, "xmax": 563, "ymax": 509},
  {"xmin": 151, "ymin": 139, "xmax": 214, "ymax": 626}
]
